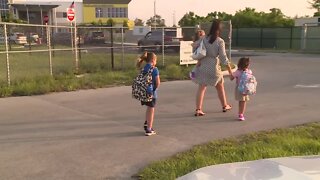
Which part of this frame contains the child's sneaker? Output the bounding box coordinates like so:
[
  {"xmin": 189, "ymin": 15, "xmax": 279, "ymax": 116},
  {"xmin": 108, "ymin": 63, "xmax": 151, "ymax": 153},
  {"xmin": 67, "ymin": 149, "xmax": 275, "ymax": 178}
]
[
  {"xmin": 143, "ymin": 121, "xmax": 147, "ymax": 131},
  {"xmin": 145, "ymin": 128, "xmax": 156, "ymax": 136},
  {"xmin": 238, "ymin": 114, "xmax": 245, "ymax": 121}
]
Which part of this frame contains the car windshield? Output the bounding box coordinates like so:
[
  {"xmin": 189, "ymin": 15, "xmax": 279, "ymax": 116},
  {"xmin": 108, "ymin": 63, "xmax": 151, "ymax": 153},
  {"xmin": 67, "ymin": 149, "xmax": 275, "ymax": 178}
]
[
  {"xmin": 16, "ymin": 33, "xmax": 24, "ymax": 37},
  {"xmin": 92, "ymin": 32, "xmax": 104, "ymax": 37},
  {"xmin": 165, "ymin": 31, "xmax": 176, "ymax": 37}
]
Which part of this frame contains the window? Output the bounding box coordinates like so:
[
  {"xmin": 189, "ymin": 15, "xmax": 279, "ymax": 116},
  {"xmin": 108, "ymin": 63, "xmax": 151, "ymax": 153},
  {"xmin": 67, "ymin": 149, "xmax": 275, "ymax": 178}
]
[
  {"xmin": 139, "ymin": 28, "xmax": 144, "ymax": 34},
  {"xmin": 124, "ymin": 8, "xmax": 128, "ymax": 18},
  {"xmin": 115, "ymin": 8, "xmax": 120, "ymax": 18},
  {"xmin": 94, "ymin": 7, "xmax": 128, "ymax": 18},
  {"xmin": 95, "ymin": 8, "xmax": 103, "ymax": 18},
  {"xmin": 56, "ymin": 12, "xmax": 67, "ymax": 18},
  {"xmin": 119, "ymin": 8, "xmax": 125, "ymax": 18},
  {"xmin": 112, "ymin": 8, "xmax": 116, "ymax": 18},
  {"xmin": 108, "ymin": 8, "xmax": 112, "ymax": 18}
]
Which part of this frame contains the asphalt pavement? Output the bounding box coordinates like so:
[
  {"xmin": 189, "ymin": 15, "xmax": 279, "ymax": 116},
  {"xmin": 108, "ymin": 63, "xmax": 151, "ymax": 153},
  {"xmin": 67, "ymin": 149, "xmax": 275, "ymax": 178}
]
[{"xmin": 0, "ymin": 52, "xmax": 319, "ymax": 180}]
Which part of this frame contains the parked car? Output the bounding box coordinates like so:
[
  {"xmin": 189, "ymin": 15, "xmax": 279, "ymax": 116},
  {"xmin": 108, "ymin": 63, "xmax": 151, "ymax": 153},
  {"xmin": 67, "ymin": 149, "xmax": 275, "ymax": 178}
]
[
  {"xmin": 85, "ymin": 31, "xmax": 105, "ymax": 44},
  {"xmin": 52, "ymin": 32, "xmax": 84, "ymax": 45},
  {"xmin": 137, "ymin": 29, "xmax": 182, "ymax": 52},
  {"xmin": 27, "ymin": 33, "xmax": 40, "ymax": 43},
  {"xmin": 0, "ymin": 35, "xmax": 6, "ymax": 44},
  {"xmin": 9, "ymin": 33, "xmax": 27, "ymax": 45}
]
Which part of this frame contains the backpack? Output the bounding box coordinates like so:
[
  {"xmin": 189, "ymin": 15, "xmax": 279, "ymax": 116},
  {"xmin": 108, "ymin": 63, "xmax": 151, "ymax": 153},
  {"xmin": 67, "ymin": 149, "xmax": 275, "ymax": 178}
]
[
  {"xmin": 238, "ymin": 70, "xmax": 257, "ymax": 95},
  {"xmin": 132, "ymin": 67, "xmax": 154, "ymax": 102}
]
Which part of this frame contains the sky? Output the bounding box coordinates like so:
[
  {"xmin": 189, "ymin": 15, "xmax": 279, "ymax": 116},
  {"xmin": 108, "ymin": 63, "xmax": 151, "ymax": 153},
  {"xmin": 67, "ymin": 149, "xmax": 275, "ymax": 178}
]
[{"xmin": 128, "ymin": 0, "xmax": 315, "ymax": 26}]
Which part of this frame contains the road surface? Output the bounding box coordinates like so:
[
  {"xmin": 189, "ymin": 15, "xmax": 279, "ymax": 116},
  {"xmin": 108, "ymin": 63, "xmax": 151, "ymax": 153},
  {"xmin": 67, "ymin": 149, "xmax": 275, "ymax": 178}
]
[{"xmin": 0, "ymin": 52, "xmax": 319, "ymax": 179}]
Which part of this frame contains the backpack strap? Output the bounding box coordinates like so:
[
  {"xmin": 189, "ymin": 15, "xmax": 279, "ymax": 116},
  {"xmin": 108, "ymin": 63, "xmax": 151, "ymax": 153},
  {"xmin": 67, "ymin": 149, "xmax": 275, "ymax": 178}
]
[{"xmin": 141, "ymin": 66, "xmax": 154, "ymax": 75}]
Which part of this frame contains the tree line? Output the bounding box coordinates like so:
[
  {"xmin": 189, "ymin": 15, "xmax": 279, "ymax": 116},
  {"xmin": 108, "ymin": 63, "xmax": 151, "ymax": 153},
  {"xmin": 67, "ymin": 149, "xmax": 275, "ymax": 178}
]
[
  {"xmin": 179, "ymin": 8, "xmax": 295, "ymax": 28},
  {"xmin": 135, "ymin": 1, "xmax": 320, "ymax": 28}
]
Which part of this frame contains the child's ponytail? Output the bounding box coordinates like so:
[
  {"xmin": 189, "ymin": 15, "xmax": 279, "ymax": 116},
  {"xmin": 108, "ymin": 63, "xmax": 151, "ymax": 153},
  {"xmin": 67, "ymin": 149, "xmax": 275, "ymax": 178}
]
[{"xmin": 136, "ymin": 51, "xmax": 148, "ymax": 68}]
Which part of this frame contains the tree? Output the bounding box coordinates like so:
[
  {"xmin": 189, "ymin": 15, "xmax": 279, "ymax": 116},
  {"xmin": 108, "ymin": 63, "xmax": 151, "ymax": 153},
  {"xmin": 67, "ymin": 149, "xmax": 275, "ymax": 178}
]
[
  {"xmin": 309, "ymin": 0, "xmax": 320, "ymax": 16},
  {"xmin": 178, "ymin": 8, "xmax": 294, "ymax": 28},
  {"xmin": 178, "ymin": 12, "xmax": 198, "ymax": 26},
  {"xmin": 146, "ymin": 15, "xmax": 166, "ymax": 27},
  {"xmin": 123, "ymin": 20, "xmax": 128, "ymax": 27},
  {"xmin": 106, "ymin": 19, "xmax": 114, "ymax": 26},
  {"xmin": 179, "ymin": 11, "xmax": 232, "ymax": 27},
  {"xmin": 232, "ymin": 8, "xmax": 293, "ymax": 28},
  {"xmin": 97, "ymin": 19, "xmax": 103, "ymax": 26},
  {"xmin": 134, "ymin": 18, "xmax": 144, "ymax": 26},
  {"xmin": 2, "ymin": 13, "xmax": 25, "ymax": 23}
]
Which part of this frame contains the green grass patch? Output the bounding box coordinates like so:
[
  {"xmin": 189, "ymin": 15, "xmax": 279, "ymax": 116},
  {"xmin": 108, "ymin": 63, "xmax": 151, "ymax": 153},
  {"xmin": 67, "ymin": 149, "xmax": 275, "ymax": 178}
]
[
  {"xmin": 0, "ymin": 51, "xmax": 235, "ymax": 97},
  {"xmin": 138, "ymin": 123, "xmax": 320, "ymax": 180}
]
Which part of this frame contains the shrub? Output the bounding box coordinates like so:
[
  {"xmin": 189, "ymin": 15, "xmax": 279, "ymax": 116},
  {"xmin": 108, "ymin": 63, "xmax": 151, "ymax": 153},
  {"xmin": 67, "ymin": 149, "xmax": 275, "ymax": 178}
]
[{"xmin": 165, "ymin": 64, "xmax": 184, "ymax": 80}]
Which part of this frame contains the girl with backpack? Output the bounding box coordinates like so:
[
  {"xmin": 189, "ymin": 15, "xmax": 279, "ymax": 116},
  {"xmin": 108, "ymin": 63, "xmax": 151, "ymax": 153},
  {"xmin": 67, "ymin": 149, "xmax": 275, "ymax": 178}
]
[
  {"xmin": 135, "ymin": 52, "xmax": 160, "ymax": 136},
  {"xmin": 231, "ymin": 57, "xmax": 257, "ymax": 121}
]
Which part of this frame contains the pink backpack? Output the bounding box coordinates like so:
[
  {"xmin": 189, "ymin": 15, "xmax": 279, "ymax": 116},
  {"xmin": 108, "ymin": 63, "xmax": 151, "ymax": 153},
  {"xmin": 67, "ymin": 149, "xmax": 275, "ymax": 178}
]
[{"xmin": 238, "ymin": 70, "xmax": 257, "ymax": 95}]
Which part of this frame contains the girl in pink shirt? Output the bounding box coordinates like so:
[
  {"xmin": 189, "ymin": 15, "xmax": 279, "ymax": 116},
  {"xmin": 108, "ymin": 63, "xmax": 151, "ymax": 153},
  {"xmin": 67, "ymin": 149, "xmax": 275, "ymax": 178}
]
[{"xmin": 231, "ymin": 57, "xmax": 252, "ymax": 121}]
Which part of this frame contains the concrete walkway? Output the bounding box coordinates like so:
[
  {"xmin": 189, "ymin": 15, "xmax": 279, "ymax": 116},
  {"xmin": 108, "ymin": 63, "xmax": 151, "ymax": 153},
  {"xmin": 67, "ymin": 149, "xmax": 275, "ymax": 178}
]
[
  {"xmin": 0, "ymin": 53, "xmax": 319, "ymax": 179},
  {"xmin": 178, "ymin": 156, "xmax": 320, "ymax": 180}
]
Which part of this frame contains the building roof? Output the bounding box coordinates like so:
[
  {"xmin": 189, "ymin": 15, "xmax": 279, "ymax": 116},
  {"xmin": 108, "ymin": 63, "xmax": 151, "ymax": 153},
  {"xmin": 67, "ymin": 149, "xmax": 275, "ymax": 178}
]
[
  {"xmin": 9, "ymin": 2, "xmax": 59, "ymax": 11},
  {"xmin": 10, "ymin": 4, "xmax": 59, "ymax": 11},
  {"xmin": 83, "ymin": 0, "xmax": 131, "ymax": 4}
]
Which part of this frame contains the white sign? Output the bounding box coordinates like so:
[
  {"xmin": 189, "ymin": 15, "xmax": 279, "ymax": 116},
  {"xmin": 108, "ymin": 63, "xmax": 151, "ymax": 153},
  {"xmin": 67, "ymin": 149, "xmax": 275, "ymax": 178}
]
[{"xmin": 180, "ymin": 41, "xmax": 197, "ymax": 65}]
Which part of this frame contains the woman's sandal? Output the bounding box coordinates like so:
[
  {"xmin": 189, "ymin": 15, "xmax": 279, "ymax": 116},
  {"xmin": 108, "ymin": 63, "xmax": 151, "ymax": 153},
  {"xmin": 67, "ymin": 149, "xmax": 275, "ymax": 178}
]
[
  {"xmin": 195, "ymin": 109, "xmax": 206, "ymax": 116},
  {"xmin": 222, "ymin": 105, "xmax": 232, "ymax": 112}
]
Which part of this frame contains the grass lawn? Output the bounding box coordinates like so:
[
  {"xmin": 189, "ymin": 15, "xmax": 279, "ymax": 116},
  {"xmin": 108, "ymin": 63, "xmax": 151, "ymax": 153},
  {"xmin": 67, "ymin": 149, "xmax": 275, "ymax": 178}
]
[
  {"xmin": 138, "ymin": 123, "xmax": 320, "ymax": 180},
  {"xmin": 0, "ymin": 49, "xmax": 235, "ymax": 97}
]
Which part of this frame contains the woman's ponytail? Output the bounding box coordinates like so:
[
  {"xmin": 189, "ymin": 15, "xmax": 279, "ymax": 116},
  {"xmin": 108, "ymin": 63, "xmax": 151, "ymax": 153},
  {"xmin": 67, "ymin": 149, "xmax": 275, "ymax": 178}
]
[{"xmin": 136, "ymin": 51, "xmax": 148, "ymax": 68}]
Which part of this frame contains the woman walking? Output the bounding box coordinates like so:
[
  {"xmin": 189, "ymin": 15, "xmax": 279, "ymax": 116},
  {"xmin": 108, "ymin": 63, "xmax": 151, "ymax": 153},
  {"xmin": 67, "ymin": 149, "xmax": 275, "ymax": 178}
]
[{"xmin": 193, "ymin": 20, "xmax": 233, "ymax": 116}]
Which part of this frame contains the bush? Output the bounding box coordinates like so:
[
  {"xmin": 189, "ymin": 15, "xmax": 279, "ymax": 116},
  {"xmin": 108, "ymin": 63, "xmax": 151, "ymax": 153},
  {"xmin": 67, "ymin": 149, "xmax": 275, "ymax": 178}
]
[{"xmin": 165, "ymin": 64, "xmax": 184, "ymax": 80}]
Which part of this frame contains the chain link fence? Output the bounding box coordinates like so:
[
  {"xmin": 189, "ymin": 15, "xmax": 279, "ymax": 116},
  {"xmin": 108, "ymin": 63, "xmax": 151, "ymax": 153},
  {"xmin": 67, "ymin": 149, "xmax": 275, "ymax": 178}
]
[
  {"xmin": 0, "ymin": 21, "xmax": 234, "ymax": 87},
  {"xmin": 3, "ymin": 21, "xmax": 318, "ymax": 87},
  {"xmin": 232, "ymin": 25, "xmax": 320, "ymax": 50}
]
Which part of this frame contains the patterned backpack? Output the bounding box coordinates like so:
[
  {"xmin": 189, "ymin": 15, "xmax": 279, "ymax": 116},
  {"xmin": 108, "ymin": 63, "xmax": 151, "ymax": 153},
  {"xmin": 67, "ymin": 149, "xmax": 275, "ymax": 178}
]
[
  {"xmin": 132, "ymin": 67, "xmax": 154, "ymax": 102},
  {"xmin": 238, "ymin": 70, "xmax": 257, "ymax": 95}
]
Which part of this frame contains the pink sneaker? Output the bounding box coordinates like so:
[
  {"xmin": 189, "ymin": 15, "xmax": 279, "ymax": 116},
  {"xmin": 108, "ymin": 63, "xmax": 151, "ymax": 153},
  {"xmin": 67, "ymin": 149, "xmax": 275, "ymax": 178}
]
[{"xmin": 238, "ymin": 114, "xmax": 245, "ymax": 121}]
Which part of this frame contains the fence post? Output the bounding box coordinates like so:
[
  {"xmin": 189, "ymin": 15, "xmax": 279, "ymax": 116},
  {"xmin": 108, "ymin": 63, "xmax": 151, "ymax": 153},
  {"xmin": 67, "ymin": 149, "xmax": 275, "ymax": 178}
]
[
  {"xmin": 110, "ymin": 25, "xmax": 115, "ymax": 70},
  {"xmin": 290, "ymin": 27, "xmax": 293, "ymax": 49},
  {"xmin": 4, "ymin": 23, "xmax": 11, "ymax": 86},
  {"xmin": 28, "ymin": 32, "xmax": 32, "ymax": 54},
  {"xmin": 46, "ymin": 23, "xmax": 53, "ymax": 76},
  {"xmin": 228, "ymin": 20, "xmax": 232, "ymax": 60},
  {"xmin": 74, "ymin": 24, "xmax": 79, "ymax": 73},
  {"xmin": 78, "ymin": 31, "xmax": 81, "ymax": 60},
  {"xmin": 70, "ymin": 22, "xmax": 74, "ymax": 53},
  {"xmin": 121, "ymin": 27, "xmax": 124, "ymax": 70},
  {"xmin": 260, "ymin": 28, "xmax": 263, "ymax": 48},
  {"xmin": 162, "ymin": 27, "xmax": 165, "ymax": 67},
  {"xmin": 236, "ymin": 28, "xmax": 239, "ymax": 47},
  {"xmin": 301, "ymin": 24, "xmax": 307, "ymax": 50}
]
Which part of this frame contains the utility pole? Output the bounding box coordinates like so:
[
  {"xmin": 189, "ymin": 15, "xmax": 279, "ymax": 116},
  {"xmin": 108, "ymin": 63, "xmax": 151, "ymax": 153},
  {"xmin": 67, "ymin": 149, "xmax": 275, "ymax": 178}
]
[
  {"xmin": 154, "ymin": 0, "xmax": 156, "ymax": 29},
  {"xmin": 173, "ymin": 11, "xmax": 176, "ymax": 26}
]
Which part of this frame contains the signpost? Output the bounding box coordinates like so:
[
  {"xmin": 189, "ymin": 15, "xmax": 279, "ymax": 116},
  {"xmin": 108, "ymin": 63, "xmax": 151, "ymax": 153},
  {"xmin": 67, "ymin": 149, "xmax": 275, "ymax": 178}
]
[
  {"xmin": 43, "ymin": 15, "xmax": 53, "ymax": 75},
  {"xmin": 66, "ymin": 4, "xmax": 79, "ymax": 73}
]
